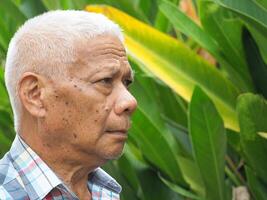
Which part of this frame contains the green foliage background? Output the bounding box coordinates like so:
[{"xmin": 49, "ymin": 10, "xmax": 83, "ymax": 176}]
[{"xmin": 1, "ymin": 0, "xmax": 267, "ymax": 199}]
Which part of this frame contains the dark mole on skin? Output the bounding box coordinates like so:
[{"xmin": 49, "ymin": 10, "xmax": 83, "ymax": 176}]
[
  {"xmin": 65, "ymin": 102, "xmax": 69, "ymax": 105},
  {"xmin": 62, "ymin": 117, "xmax": 68, "ymax": 123},
  {"xmin": 44, "ymin": 143, "xmax": 51, "ymax": 148},
  {"xmin": 73, "ymin": 133, "xmax": 77, "ymax": 139},
  {"xmin": 94, "ymin": 119, "xmax": 98, "ymax": 122}
]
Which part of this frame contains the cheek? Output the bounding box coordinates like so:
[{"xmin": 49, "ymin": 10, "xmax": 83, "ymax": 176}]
[{"xmin": 49, "ymin": 84, "xmax": 111, "ymax": 133}]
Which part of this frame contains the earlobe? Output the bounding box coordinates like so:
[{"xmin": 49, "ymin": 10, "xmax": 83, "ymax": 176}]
[{"xmin": 19, "ymin": 72, "xmax": 47, "ymax": 117}]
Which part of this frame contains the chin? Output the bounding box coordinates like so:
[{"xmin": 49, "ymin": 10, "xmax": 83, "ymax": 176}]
[{"xmin": 102, "ymin": 145, "xmax": 125, "ymax": 160}]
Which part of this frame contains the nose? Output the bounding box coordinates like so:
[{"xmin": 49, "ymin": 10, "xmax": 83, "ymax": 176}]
[{"xmin": 114, "ymin": 89, "xmax": 137, "ymax": 115}]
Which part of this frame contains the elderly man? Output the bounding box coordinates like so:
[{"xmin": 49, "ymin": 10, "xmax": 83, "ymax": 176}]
[{"xmin": 0, "ymin": 10, "xmax": 137, "ymax": 200}]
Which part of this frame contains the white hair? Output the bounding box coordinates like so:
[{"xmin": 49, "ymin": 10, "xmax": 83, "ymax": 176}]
[{"xmin": 5, "ymin": 10, "xmax": 124, "ymax": 133}]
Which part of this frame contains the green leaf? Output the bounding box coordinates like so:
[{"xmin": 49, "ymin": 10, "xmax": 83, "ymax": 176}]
[
  {"xmin": 0, "ymin": 129, "xmax": 12, "ymax": 157},
  {"xmin": 117, "ymin": 144, "xmax": 182, "ymax": 200},
  {"xmin": 159, "ymin": 0, "xmax": 219, "ymax": 59},
  {"xmin": 176, "ymin": 156, "xmax": 205, "ymax": 196},
  {"xmin": 0, "ymin": 0, "xmax": 27, "ymax": 24},
  {"xmin": 129, "ymin": 60, "xmax": 190, "ymax": 159},
  {"xmin": 255, "ymin": 0, "xmax": 267, "ymax": 9},
  {"xmin": 86, "ymin": 5, "xmax": 241, "ymax": 131},
  {"xmin": 130, "ymin": 108, "xmax": 188, "ymax": 187},
  {"xmin": 159, "ymin": 173, "xmax": 203, "ymax": 200},
  {"xmin": 213, "ymin": 0, "xmax": 267, "ymax": 31},
  {"xmin": 198, "ymin": 0, "xmax": 253, "ymax": 92},
  {"xmin": 41, "ymin": 0, "xmax": 62, "ymax": 10},
  {"xmin": 246, "ymin": 166, "xmax": 267, "ymax": 200},
  {"xmin": 87, "ymin": 0, "xmax": 151, "ymax": 24},
  {"xmin": 18, "ymin": 0, "xmax": 47, "ymax": 18},
  {"xmin": 117, "ymin": 146, "xmax": 144, "ymax": 197},
  {"xmin": 159, "ymin": 0, "xmax": 252, "ymax": 92},
  {"xmin": 0, "ymin": 16, "xmax": 10, "ymax": 51},
  {"xmin": 154, "ymin": 0, "xmax": 180, "ymax": 33},
  {"xmin": 237, "ymin": 93, "xmax": 267, "ymax": 184},
  {"xmin": 138, "ymin": 169, "xmax": 182, "ymax": 200},
  {"xmin": 189, "ymin": 86, "xmax": 226, "ymax": 200},
  {"xmin": 242, "ymin": 28, "xmax": 267, "ymax": 99}
]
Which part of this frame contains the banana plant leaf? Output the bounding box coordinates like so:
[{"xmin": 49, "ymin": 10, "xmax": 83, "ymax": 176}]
[
  {"xmin": 237, "ymin": 93, "xmax": 267, "ymax": 184},
  {"xmin": 246, "ymin": 166, "xmax": 267, "ymax": 200},
  {"xmin": 189, "ymin": 86, "xmax": 227, "ymax": 200},
  {"xmin": 85, "ymin": 5, "xmax": 240, "ymax": 131},
  {"xmin": 197, "ymin": 0, "xmax": 254, "ymax": 92},
  {"xmin": 242, "ymin": 28, "xmax": 267, "ymax": 99},
  {"xmin": 129, "ymin": 108, "xmax": 188, "ymax": 187},
  {"xmin": 213, "ymin": 0, "xmax": 267, "ymax": 31}
]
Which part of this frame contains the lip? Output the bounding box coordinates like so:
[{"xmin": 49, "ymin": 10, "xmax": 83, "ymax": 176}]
[{"xmin": 105, "ymin": 130, "xmax": 128, "ymax": 138}]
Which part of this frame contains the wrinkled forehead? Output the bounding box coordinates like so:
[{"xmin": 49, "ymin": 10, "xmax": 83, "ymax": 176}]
[{"xmin": 68, "ymin": 34, "xmax": 133, "ymax": 78}]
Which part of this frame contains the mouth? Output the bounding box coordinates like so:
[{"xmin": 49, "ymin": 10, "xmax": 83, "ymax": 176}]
[{"xmin": 105, "ymin": 129, "xmax": 128, "ymax": 138}]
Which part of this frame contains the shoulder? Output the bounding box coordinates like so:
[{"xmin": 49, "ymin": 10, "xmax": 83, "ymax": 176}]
[
  {"xmin": 0, "ymin": 153, "xmax": 14, "ymax": 186},
  {"xmin": 0, "ymin": 153, "xmax": 28, "ymax": 199}
]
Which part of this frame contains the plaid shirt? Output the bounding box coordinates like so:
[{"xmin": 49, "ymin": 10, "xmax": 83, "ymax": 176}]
[{"xmin": 0, "ymin": 135, "xmax": 121, "ymax": 200}]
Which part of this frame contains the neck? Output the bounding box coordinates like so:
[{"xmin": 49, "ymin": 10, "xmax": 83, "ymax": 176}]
[{"xmin": 19, "ymin": 117, "xmax": 100, "ymax": 199}]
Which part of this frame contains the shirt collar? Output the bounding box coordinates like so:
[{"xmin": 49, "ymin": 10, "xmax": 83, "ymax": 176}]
[
  {"xmin": 8, "ymin": 135, "xmax": 63, "ymax": 200},
  {"xmin": 8, "ymin": 135, "xmax": 121, "ymax": 199}
]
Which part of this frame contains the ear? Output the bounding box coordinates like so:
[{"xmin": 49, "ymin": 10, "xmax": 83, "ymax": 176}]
[{"xmin": 18, "ymin": 72, "xmax": 47, "ymax": 117}]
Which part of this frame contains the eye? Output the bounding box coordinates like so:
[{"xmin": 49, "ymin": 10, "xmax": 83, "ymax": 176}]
[
  {"xmin": 123, "ymin": 79, "xmax": 133, "ymax": 88},
  {"xmin": 98, "ymin": 77, "xmax": 113, "ymax": 85}
]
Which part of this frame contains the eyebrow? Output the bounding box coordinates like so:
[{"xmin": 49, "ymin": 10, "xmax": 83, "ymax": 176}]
[{"xmin": 99, "ymin": 63, "xmax": 134, "ymax": 80}]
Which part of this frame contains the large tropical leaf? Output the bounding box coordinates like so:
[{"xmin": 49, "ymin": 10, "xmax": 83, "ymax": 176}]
[
  {"xmin": 85, "ymin": 5, "xmax": 240, "ymax": 131},
  {"xmin": 237, "ymin": 93, "xmax": 267, "ymax": 184},
  {"xmin": 159, "ymin": 0, "xmax": 252, "ymax": 92},
  {"xmin": 189, "ymin": 86, "xmax": 227, "ymax": 200},
  {"xmin": 246, "ymin": 166, "xmax": 267, "ymax": 200},
  {"xmin": 0, "ymin": 0, "xmax": 28, "ymax": 53},
  {"xmin": 0, "ymin": 0, "xmax": 27, "ymax": 25},
  {"xmin": 154, "ymin": 0, "xmax": 180, "ymax": 33},
  {"xmin": 242, "ymin": 28, "xmax": 267, "ymax": 99},
  {"xmin": 129, "ymin": 108, "xmax": 188, "ymax": 187},
  {"xmin": 213, "ymin": 0, "xmax": 267, "ymax": 32},
  {"xmin": 0, "ymin": 129, "xmax": 12, "ymax": 157},
  {"xmin": 159, "ymin": 0, "xmax": 219, "ymax": 57},
  {"xmin": 159, "ymin": 173, "xmax": 203, "ymax": 200},
  {"xmin": 197, "ymin": 0, "xmax": 254, "ymax": 92}
]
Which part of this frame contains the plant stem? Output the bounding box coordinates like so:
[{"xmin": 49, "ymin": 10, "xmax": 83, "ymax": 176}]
[{"xmin": 225, "ymin": 155, "xmax": 246, "ymax": 185}]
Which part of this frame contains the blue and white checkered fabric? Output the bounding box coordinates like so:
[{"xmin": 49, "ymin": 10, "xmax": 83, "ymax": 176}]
[{"xmin": 0, "ymin": 135, "xmax": 121, "ymax": 200}]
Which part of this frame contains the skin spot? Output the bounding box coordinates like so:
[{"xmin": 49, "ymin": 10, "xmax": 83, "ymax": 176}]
[
  {"xmin": 74, "ymin": 84, "xmax": 77, "ymax": 88},
  {"xmin": 43, "ymin": 143, "xmax": 51, "ymax": 148},
  {"xmin": 96, "ymin": 110, "xmax": 99, "ymax": 113},
  {"xmin": 65, "ymin": 102, "xmax": 69, "ymax": 105},
  {"xmin": 94, "ymin": 119, "xmax": 98, "ymax": 122},
  {"xmin": 73, "ymin": 134, "xmax": 77, "ymax": 139},
  {"xmin": 62, "ymin": 117, "xmax": 68, "ymax": 123}
]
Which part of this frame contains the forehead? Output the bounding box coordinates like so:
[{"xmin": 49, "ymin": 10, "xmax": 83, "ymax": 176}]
[{"xmin": 69, "ymin": 34, "xmax": 132, "ymax": 78}]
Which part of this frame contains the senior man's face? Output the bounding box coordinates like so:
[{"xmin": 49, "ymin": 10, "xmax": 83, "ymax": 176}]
[{"xmin": 43, "ymin": 34, "xmax": 137, "ymax": 161}]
